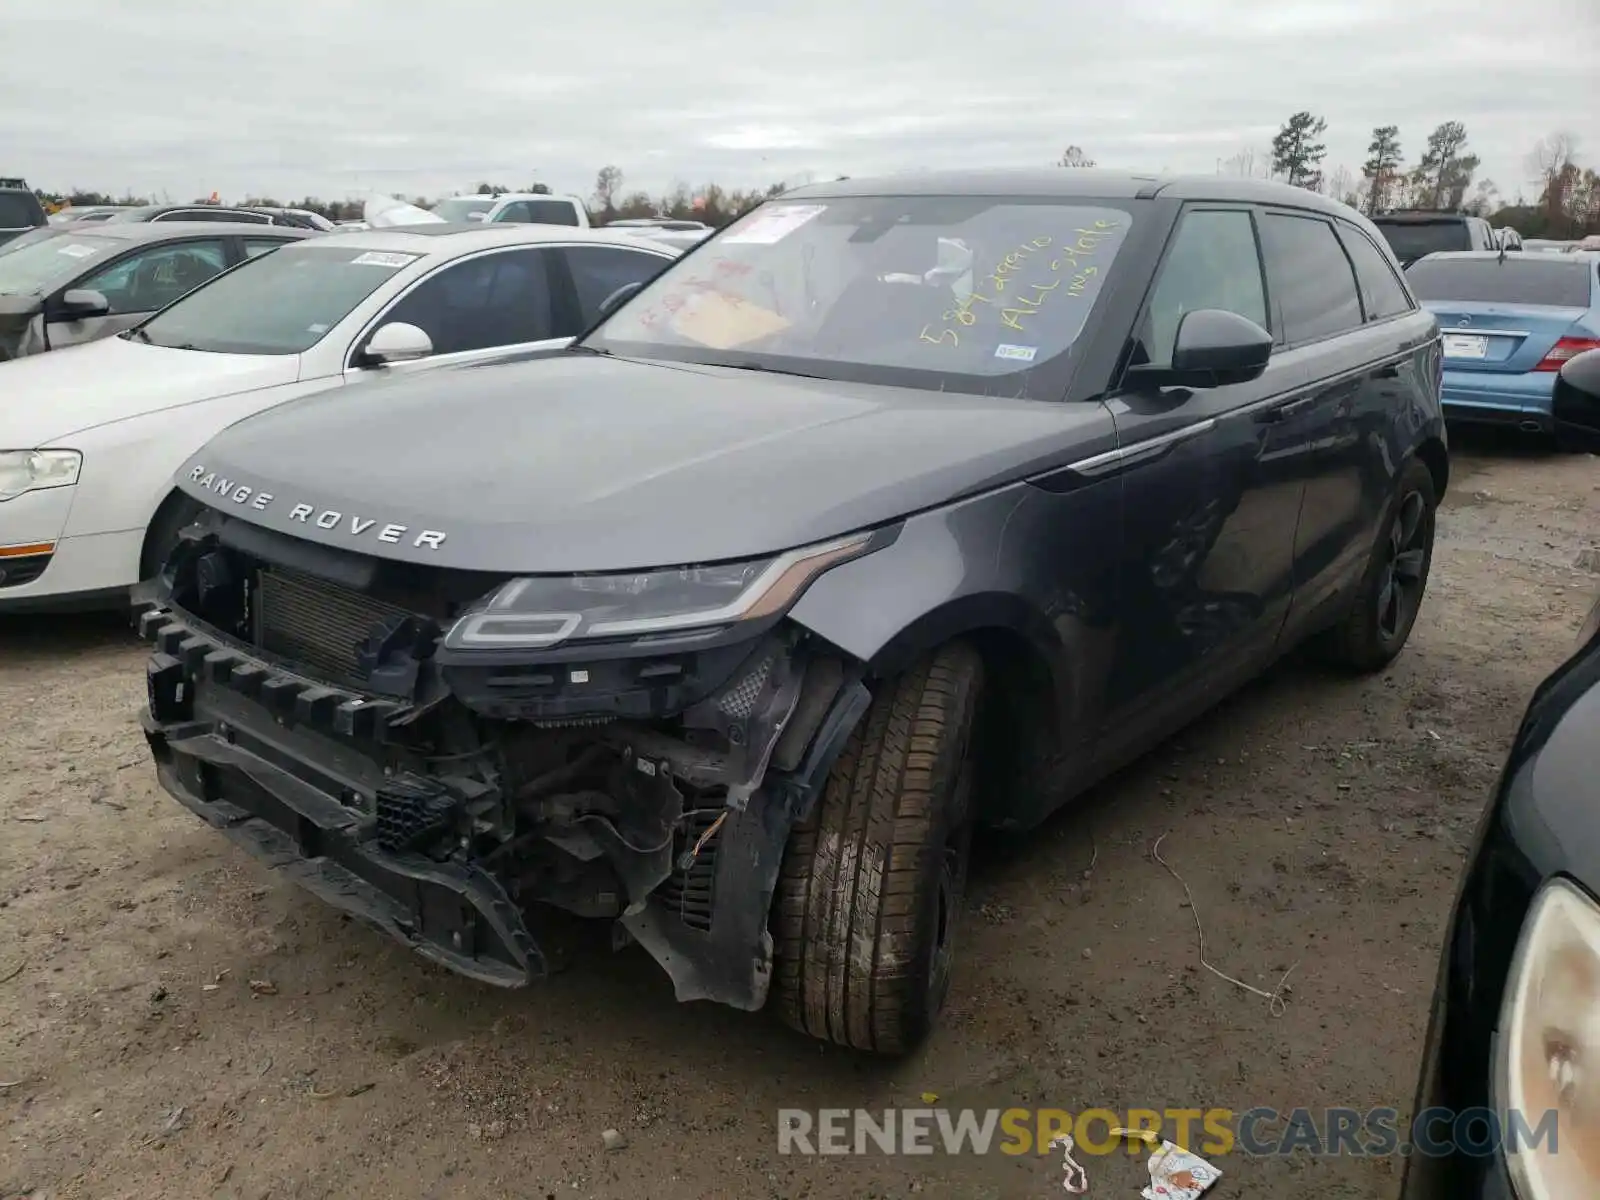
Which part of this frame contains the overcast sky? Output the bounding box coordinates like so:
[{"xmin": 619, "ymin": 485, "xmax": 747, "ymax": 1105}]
[{"xmin": 6, "ymin": 0, "xmax": 1596, "ymax": 206}]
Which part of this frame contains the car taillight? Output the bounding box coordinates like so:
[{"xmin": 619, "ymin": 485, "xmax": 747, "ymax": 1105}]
[{"xmin": 1535, "ymin": 336, "xmax": 1600, "ymax": 371}]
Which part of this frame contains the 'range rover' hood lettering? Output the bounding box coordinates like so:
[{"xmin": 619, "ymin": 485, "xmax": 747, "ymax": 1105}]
[
  {"xmin": 186, "ymin": 464, "xmax": 447, "ymax": 550},
  {"xmin": 175, "ymin": 354, "xmax": 1114, "ymax": 573}
]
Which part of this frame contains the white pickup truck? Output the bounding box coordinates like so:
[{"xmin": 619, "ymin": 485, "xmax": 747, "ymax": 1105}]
[{"xmin": 431, "ymin": 193, "xmax": 591, "ymax": 228}]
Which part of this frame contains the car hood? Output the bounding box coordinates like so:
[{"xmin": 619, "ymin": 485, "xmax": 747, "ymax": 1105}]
[
  {"xmin": 177, "ymin": 353, "xmax": 1108, "ymax": 573},
  {"xmin": 1499, "ymin": 638, "xmax": 1600, "ymax": 893},
  {"xmin": 0, "ymin": 335, "xmax": 301, "ymax": 444}
]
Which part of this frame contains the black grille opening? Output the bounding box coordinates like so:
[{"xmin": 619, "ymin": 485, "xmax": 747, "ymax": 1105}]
[
  {"xmin": 256, "ymin": 566, "xmax": 417, "ymax": 681},
  {"xmin": 657, "ymin": 808, "xmax": 722, "ymax": 932},
  {"xmin": 0, "ymin": 553, "xmax": 52, "ymax": 589}
]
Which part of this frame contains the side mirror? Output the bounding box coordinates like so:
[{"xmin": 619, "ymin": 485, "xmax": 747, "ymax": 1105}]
[
  {"xmin": 1554, "ymin": 347, "xmax": 1600, "ymax": 453},
  {"xmin": 361, "ymin": 322, "xmax": 433, "ymax": 366},
  {"xmin": 54, "ymin": 288, "xmax": 111, "ymax": 320},
  {"xmin": 597, "ymin": 280, "xmax": 643, "ymax": 319},
  {"xmin": 1130, "ymin": 309, "xmax": 1274, "ymax": 389}
]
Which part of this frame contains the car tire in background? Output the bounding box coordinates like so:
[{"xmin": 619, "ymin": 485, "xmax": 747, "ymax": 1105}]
[
  {"xmin": 139, "ymin": 492, "xmax": 204, "ymax": 583},
  {"xmin": 772, "ymin": 643, "xmax": 983, "ymax": 1054},
  {"xmin": 1315, "ymin": 456, "xmax": 1438, "ymax": 673}
]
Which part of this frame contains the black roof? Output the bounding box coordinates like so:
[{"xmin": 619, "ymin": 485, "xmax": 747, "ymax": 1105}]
[
  {"xmin": 31, "ymin": 221, "xmax": 316, "ymax": 243},
  {"xmin": 786, "ymin": 168, "xmax": 1362, "ymax": 219}
]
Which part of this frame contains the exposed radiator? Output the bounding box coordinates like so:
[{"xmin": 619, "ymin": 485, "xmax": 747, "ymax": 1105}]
[{"xmin": 256, "ymin": 566, "xmax": 416, "ymax": 681}]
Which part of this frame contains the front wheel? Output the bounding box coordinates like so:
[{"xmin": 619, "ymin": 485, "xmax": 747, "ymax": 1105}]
[
  {"xmin": 1316, "ymin": 457, "xmax": 1437, "ymax": 672},
  {"xmin": 772, "ymin": 643, "xmax": 982, "ymax": 1055}
]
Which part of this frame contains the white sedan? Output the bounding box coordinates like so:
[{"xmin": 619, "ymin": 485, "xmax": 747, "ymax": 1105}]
[{"xmin": 0, "ymin": 223, "xmax": 681, "ymax": 611}]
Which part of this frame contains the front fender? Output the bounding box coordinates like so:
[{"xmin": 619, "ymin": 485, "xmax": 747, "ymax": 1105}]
[{"xmin": 787, "ymin": 476, "xmax": 1124, "ymax": 820}]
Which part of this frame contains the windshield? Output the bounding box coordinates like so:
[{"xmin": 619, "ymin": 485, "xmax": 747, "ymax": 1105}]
[
  {"xmin": 136, "ymin": 243, "xmax": 421, "ymax": 354},
  {"xmin": 1374, "ymin": 218, "xmax": 1472, "ymax": 264},
  {"xmin": 1408, "ymin": 257, "xmax": 1593, "ymax": 307},
  {"xmin": 432, "ymin": 198, "xmax": 495, "ymax": 222},
  {"xmin": 0, "ymin": 234, "xmax": 117, "ymax": 295},
  {"xmin": 585, "ymin": 196, "xmax": 1137, "ymax": 394}
]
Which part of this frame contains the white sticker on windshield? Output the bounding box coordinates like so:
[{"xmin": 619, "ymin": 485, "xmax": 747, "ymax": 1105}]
[
  {"xmin": 349, "ymin": 251, "xmax": 419, "ymax": 268},
  {"xmin": 995, "ymin": 343, "xmax": 1038, "ymax": 362},
  {"xmin": 722, "ymin": 204, "xmax": 826, "ymax": 245},
  {"xmin": 307, "ymin": 322, "xmax": 330, "ymax": 334},
  {"xmin": 57, "ymin": 243, "xmax": 97, "ymax": 258}
]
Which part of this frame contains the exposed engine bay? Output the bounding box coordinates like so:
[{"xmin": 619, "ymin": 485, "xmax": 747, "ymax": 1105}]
[{"xmin": 137, "ymin": 512, "xmax": 871, "ymax": 1010}]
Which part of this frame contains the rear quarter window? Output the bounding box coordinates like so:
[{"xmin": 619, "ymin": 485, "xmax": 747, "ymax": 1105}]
[
  {"xmin": 1406, "ymin": 258, "xmax": 1592, "ymax": 307},
  {"xmin": 1337, "ymin": 226, "xmax": 1415, "ymax": 320}
]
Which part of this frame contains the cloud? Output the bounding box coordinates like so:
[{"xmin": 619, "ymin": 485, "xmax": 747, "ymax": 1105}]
[{"xmin": 3, "ymin": 0, "xmax": 1595, "ymax": 204}]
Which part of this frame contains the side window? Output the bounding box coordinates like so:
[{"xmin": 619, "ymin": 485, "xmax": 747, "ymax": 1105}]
[
  {"xmin": 1258, "ymin": 213, "xmax": 1363, "ymax": 345},
  {"xmin": 222, "ymin": 210, "xmax": 271, "ymax": 224},
  {"xmin": 494, "ymin": 200, "xmax": 581, "ymax": 227},
  {"xmin": 1336, "ymin": 226, "xmax": 1414, "ymax": 321},
  {"xmin": 560, "ymin": 246, "xmax": 673, "ymax": 330},
  {"xmin": 1136, "ymin": 209, "xmax": 1267, "ymax": 368},
  {"xmin": 243, "ymin": 238, "xmax": 291, "ymax": 259},
  {"xmin": 75, "ymin": 240, "xmax": 229, "ymax": 314},
  {"xmin": 376, "ymin": 248, "xmax": 555, "ymax": 356},
  {"xmin": 526, "ymin": 200, "xmax": 581, "ymax": 227}
]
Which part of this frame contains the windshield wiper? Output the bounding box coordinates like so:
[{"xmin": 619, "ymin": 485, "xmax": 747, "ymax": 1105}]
[{"xmin": 126, "ymin": 327, "xmax": 152, "ymax": 344}]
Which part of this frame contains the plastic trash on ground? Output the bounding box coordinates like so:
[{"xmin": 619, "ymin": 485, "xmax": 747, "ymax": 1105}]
[{"xmin": 1140, "ymin": 1137, "xmax": 1222, "ymax": 1199}]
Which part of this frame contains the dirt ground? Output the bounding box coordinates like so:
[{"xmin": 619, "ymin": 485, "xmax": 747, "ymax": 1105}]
[{"xmin": 2, "ymin": 439, "xmax": 1597, "ymax": 1200}]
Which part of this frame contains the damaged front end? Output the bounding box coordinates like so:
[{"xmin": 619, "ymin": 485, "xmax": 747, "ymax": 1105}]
[{"xmin": 136, "ymin": 510, "xmax": 879, "ymax": 1010}]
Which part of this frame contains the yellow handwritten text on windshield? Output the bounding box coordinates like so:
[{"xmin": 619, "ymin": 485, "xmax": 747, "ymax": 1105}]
[{"xmin": 917, "ymin": 220, "xmax": 1122, "ymax": 349}]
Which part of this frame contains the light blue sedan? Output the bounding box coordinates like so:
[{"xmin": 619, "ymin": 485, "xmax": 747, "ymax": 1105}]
[{"xmin": 1408, "ymin": 250, "xmax": 1600, "ymax": 435}]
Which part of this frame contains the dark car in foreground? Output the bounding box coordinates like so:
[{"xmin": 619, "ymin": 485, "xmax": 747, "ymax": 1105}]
[
  {"xmin": 0, "ymin": 222, "xmax": 312, "ymax": 361},
  {"xmin": 0, "ymin": 176, "xmax": 48, "ymax": 247},
  {"xmin": 1400, "ymin": 353, "xmax": 1600, "ymax": 1199},
  {"xmin": 1408, "ymin": 250, "xmax": 1600, "ymax": 434},
  {"xmin": 1375, "ymin": 210, "xmax": 1497, "ymax": 267},
  {"xmin": 135, "ymin": 170, "xmax": 1448, "ymax": 1053}
]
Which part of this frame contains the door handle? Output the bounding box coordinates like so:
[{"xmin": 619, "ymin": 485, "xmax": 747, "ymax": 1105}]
[{"xmin": 1253, "ymin": 405, "xmax": 1287, "ymax": 424}]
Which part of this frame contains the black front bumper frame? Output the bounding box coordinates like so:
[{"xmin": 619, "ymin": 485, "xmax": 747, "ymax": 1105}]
[
  {"xmin": 136, "ymin": 603, "xmax": 873, "ymax": 1008},
  {"xmin": 139, "ymin": 605, "xmax": 543, "ymax": 987}
]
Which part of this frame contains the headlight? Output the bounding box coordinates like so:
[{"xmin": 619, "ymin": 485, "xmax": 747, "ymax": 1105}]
[
  {"xmin": 442, "ymin": 532, "xmax": 876, "ymax": 651},
  {"xmin": 1497, "ymin": 878, "xmax": 1600, "ymax": 1197},
  {"xmin": 0, "ymin": 449, "xmax": 82, "ymax": 502}
]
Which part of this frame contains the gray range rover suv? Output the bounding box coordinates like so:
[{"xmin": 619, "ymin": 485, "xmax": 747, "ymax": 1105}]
[{"xmin": 137, "ymin": 170, "xmax": 1447, "ymax": 1053}]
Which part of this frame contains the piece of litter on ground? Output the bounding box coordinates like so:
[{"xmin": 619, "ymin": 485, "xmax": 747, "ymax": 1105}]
[
  {"xmin": 13, "ymin": 813, "xmax": 48, "ymax": 823},
  {"xmin": 1141, "ymin": 1138, "xmax": 1222, "ymax": 1199},
  {"xmin": 248, "ymin": 979, "xmax": 278, "ymax": 996},
  {"xmin": 201, "ymin": 983, "xmax": 220, "ymax": 992},
  {"xmin": 601, "ymin": 1128, "xmax": 628, "ymax": 1151},
  {"xmin": 1047, "ymin": 1132, "xmax": 1088, "ymax": 1193}
]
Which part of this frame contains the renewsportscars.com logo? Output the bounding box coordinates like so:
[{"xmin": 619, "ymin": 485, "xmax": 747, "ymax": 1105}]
[{"xmin": 776, "ymin": 1105, "xmax": 1560, "ymax": 1158}]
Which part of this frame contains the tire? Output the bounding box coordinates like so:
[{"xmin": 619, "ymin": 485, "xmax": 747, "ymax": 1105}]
[
  {"xmin": 772, "ymin": 643, "xmax": 982, "ymax": 1054},
  {"xmin": 1315, "ymin": 456, "xmax": 1437, "ymax": 673},
  {"xmin": 139, "ymin": 493, "xmax": 204, "ymax": 583}
]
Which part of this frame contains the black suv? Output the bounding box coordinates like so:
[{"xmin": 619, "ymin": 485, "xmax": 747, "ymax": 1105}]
[
  {"xmin": 0, "ymin": 176, "xmax": 47, "ymax": 246},
  {"xmin": 136, "ymin": 170, "xmax": 1447, "ymax": 1053},
  {"xmin": 1374, "ymin": 209, "xmax": 1497, "ymax": 267}
]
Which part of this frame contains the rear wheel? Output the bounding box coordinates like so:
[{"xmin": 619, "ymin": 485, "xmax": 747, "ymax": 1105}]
[
  {"xmin": 1315, "ymin": 457, "xmax": 1436, "ymax": 672},
  {"xmin": 772, "ymin": 643, "xmax": 982, "ymax": 1054}
]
